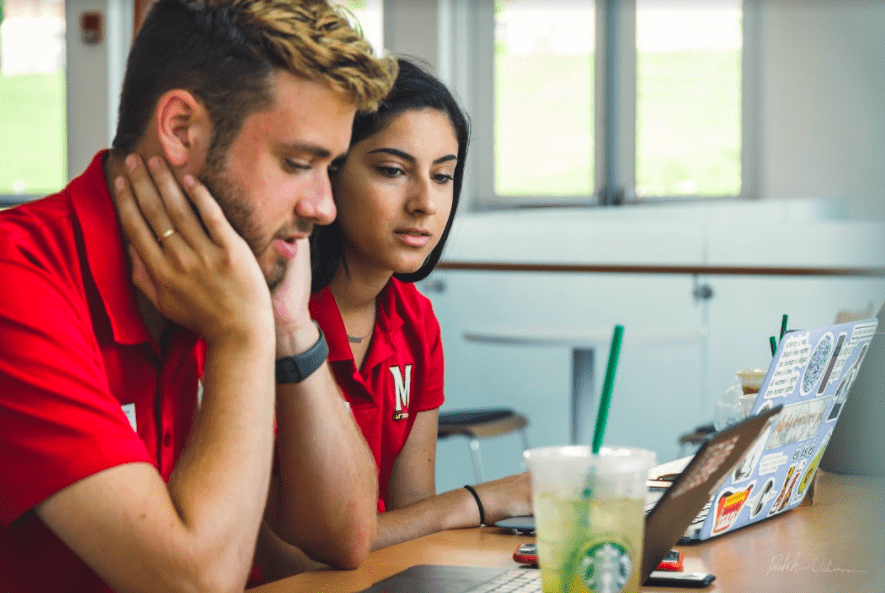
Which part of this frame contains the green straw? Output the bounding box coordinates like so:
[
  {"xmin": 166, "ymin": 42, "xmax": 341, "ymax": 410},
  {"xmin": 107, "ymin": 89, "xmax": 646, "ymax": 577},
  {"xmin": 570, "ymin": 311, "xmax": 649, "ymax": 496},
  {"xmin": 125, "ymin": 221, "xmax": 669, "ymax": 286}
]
[
  {"xmin": 769, "ymin": 336, "xmax": 778, "ymax": 356},
  {"xmin": 571, "ymin": 325, "xmax": 625, "ymax": 584},
  {"xmin": 591, "ymin": 324, "xmax": 624, "ymax": 454},
  {"xmin": 779, "ymin": 314, "xmax": 789, "ymax": 341}
]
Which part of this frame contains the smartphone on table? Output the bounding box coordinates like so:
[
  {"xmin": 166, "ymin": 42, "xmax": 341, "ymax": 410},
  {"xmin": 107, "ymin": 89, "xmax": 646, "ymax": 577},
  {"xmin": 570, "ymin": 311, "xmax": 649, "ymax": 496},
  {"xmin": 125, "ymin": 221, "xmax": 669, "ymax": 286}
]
[{"xmin": 513, "ymin": 545, "xmax": 713, "ymax": 586}]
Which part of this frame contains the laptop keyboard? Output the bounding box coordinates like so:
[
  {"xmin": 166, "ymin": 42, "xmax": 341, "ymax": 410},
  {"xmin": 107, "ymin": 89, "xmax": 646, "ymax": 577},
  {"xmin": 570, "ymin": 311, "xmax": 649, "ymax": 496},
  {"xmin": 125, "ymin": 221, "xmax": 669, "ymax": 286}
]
[
  {"xmin": 646, "ymin": 489, "xmax": 712, "ymax": 525},
  {"xmin": 692, "ymin": 500, "xmax": 712, "ymax": 524},
  {"xmin": 465, "ymin": 569, "xmax": 541, "ymax": 592}
]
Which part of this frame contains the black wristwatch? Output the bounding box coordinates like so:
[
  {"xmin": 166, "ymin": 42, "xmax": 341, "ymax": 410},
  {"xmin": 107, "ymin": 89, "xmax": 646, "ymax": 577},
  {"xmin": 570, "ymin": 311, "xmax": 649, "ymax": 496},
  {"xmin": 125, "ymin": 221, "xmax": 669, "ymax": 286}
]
[{"xmin": 275, "ymin": 322, "xmax": 329, "ymax": 383}]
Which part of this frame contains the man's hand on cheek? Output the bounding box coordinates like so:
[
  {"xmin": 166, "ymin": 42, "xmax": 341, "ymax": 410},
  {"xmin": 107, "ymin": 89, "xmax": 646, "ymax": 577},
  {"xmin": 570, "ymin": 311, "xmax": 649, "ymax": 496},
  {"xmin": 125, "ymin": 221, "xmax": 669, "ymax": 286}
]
[
  {"xmin": 113, "ymin": 154, "xmax": 272, "ymax": 345},
  {"xmin": 271, "ymin": 236, "xmax": 318, "ymax": 357}
]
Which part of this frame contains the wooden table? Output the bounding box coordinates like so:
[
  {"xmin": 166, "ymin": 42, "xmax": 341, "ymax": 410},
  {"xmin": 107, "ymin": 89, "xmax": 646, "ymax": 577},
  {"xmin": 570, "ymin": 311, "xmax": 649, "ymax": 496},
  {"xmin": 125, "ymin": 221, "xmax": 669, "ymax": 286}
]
[{"xmin": 249, "ymin": 470, "xmax": 884, "ymax": 592}]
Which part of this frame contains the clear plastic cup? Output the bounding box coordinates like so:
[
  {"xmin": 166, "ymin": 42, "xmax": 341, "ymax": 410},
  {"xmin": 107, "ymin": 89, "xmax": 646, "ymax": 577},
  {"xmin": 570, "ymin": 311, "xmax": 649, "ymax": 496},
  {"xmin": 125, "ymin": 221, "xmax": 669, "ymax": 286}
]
[
  {"xmin": 737, "ymin": 368, "xmax": 766, "ymax": 415},
  {"xmin": 524, "ymin": 446, "xmax": 656, "ymax": 593},
  {"xmin": 715, "ymin": 369, "xmax": 768, "ymax": 430},
  {"xmin": 736, "ymin": 368, "xmax": 766, "ymax": 394}
]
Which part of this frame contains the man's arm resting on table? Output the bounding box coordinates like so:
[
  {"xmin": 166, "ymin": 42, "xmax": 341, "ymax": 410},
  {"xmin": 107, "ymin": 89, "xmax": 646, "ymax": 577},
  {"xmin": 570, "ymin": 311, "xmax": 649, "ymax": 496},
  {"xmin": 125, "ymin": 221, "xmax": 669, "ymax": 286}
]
[
  {"xmin": 267, "ymin": 322, "xmax": 377, "ymax": 569},
  {"xmin": 36, "ymin": 334, "xmax": 276, "ymax": 593},
  {"xmin": 253, "ymin": 410, "xmax": 531, "ymax": 580}
]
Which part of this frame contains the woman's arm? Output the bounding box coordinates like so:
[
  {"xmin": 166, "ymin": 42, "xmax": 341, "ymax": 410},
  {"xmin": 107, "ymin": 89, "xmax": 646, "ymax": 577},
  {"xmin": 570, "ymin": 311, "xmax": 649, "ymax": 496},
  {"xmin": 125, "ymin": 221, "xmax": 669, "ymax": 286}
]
[{"xmin": 376, "ymin": 409, "xmax": 533, "ymax": 550}]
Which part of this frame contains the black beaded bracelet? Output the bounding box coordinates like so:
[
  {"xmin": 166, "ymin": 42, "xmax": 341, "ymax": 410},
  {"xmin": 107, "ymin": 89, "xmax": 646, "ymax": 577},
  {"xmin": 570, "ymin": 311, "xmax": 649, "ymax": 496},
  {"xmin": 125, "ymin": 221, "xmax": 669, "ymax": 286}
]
[{"xmin": 464, "ymin": 484, "xmax": 486, "ymax": 526}]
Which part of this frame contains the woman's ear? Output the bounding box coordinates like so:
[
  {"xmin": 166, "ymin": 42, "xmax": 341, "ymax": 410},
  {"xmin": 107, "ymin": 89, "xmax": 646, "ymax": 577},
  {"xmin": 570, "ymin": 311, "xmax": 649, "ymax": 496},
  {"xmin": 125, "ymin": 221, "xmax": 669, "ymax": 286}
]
[{"xmin": 154, "ymin": 89, "xmax": 212, "ymax": 169}]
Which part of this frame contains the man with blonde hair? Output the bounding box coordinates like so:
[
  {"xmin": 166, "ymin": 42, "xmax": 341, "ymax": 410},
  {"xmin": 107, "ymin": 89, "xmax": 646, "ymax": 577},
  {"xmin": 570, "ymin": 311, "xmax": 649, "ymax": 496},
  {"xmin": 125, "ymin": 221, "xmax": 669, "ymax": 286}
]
[{"xmin": 0, "ymin": 1, "xmax": 396, "ymax": 591}]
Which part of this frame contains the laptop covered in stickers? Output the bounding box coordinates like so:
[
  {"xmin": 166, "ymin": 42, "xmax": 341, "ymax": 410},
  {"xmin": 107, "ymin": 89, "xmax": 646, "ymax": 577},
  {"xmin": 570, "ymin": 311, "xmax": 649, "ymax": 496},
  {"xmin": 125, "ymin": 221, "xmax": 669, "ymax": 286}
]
[
  {"xmin": 685, "ymin": 316, "xmax": 879, "ymax": 541},
  {"xmin": 494, "ymin": 317, "xmax": 879, "ymax": 548}
]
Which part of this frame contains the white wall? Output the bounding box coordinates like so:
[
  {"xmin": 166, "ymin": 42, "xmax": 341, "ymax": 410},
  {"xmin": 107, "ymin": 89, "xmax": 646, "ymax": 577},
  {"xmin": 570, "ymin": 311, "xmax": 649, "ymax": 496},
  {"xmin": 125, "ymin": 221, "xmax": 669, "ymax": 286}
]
[
  {"xmin": 759, "ymin": 2, "xmax": 885, "ymax": 221},
  {"xmin": 427, "ymin": 203, "xmax": 885, "ymax": 492},
  {"xmin": 65, "ymin": 0, "xmax": 131, "ymax": 178}
]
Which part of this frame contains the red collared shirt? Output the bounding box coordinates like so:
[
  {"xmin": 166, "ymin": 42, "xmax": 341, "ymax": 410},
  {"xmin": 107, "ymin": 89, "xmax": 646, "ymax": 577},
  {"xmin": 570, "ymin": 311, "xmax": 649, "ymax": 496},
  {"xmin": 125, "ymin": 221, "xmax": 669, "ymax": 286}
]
[
  {"xmin": 0, "ymin": 151, "xmax": 205, "ymax": 592},
  {"xmin": 309, "ymin": 280, "xmax": 445, "ymax": 512}
]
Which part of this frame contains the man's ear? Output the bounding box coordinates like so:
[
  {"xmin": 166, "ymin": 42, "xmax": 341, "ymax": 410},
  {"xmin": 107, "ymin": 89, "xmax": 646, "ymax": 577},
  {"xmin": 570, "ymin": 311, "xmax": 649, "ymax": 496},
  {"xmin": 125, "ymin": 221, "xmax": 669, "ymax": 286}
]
[{"xmin": 154, "ymin": 89, "xmax": 212, "ymax": 169}]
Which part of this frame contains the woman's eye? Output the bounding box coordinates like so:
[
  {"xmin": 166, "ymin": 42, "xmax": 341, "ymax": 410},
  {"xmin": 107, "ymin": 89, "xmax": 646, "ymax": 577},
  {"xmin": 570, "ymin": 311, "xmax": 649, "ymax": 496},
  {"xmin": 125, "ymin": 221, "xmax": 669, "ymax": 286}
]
[
  {"xmin": 433, "ymin": 173, "xmax": 454, "ymax": 184},
  {"xmin": 379, "ymin": 166, "xmax": 404, "ymax": 177}
]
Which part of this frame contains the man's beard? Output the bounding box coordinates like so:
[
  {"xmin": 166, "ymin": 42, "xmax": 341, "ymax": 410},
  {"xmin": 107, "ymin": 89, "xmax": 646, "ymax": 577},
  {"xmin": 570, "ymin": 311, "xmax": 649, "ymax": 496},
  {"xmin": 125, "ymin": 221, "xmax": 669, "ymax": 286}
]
[{"xmin": 198, "ymin": 154, "xmax": 289, "ymax": 290}]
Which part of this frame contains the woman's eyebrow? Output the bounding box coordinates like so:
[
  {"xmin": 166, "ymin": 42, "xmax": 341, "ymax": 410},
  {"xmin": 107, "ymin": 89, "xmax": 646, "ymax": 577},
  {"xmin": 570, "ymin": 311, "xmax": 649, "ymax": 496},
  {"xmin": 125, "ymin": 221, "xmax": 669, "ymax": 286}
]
[
  {"xmin": 368, "ymin": 147, "xmax": 414, "ymax": 161},
  {"xmin": 368, "ymin": 147, "xmax": 457, "ymax": 165}
]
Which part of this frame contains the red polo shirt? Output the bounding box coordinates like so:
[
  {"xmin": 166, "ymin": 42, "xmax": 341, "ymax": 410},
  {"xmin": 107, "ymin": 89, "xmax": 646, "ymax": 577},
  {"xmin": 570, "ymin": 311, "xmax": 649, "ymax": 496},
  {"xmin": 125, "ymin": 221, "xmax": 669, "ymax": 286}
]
[
  {"xmin": 0, "ymin": 152, "xmax": 205, "ymax": 592},
  {"xmin": 309, "ymin": 280, "xmax": 445, "ymax": 512}
]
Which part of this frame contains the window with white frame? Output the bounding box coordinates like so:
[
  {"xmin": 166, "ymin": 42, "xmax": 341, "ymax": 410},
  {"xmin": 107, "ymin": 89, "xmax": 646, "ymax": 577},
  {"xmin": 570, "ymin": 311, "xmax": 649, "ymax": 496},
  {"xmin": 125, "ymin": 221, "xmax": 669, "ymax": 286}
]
[
  {"xmin": 635, "ymin": 0, "xmax": 742, "ymax": 198},
  {"xmin": 486, "ymin": 0, "xmax": 748, "ymax": 207},
  {"xmin": 495, "ymin": 1, "xmax": 595, "ymax": 198},
  {"xmin": 0, "ymin": 0, "xmax": 67, "ymax": 201}
]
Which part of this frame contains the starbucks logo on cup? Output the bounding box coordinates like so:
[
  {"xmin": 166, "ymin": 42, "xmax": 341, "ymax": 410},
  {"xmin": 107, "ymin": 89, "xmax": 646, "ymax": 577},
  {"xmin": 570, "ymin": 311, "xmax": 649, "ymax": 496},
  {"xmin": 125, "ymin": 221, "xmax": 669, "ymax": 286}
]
[{"xmin": 579, "ymin": 541, "xmax": 632, "ymax": 593}]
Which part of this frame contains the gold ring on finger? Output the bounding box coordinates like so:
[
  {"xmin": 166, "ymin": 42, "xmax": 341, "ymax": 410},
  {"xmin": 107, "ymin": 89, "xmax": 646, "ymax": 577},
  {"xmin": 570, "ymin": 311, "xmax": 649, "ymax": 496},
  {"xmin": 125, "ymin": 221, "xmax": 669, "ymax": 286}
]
[{"xmin": 157, "ymin": 228, "xmax": 177, "ymax": 243}]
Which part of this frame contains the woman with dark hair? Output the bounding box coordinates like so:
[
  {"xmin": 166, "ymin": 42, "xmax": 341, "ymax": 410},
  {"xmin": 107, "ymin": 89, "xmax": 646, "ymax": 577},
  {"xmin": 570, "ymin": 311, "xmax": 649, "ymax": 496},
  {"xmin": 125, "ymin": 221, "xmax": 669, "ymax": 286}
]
[
  {"xmin": 311, "ymin": 56, "xmax": 531, "ymax": 542},
  {"xmin": 257, "ymin": 59, "xmax": 531, "ymax": 577},
  {"xmin": 310, "ymin": 58, "xmax": 467, "ymax": 290}
]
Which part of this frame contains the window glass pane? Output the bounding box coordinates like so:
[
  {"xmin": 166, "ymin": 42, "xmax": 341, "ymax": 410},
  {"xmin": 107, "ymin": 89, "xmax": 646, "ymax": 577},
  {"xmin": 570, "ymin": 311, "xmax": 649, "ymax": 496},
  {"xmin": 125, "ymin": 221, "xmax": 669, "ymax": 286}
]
[
  {"xmin": 341, "ymin": 0, "xmax": 383, "ymax": 56},
  {"xmin": 0, "ymin": 0, "xmax": 66, "ymax": 197},
  {"xmin": 495, "ymin": 0, "xmax": 594, "ymax": 198},
  {"xmin": 635, "ymin": 0, "xmax": 741, "ymax": 197}
]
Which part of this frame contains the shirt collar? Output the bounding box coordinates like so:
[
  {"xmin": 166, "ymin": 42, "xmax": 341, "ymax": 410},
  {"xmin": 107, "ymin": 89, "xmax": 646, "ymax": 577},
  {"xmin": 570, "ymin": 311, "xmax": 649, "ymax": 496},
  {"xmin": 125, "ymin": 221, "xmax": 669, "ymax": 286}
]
[
  {"xmin": 308, "ymin": 279, "xmax": 406, "ymax": 369},
  {"xmin": 375, "ymin": 278, "xmax": 405, "ymax": 344},
  {"xmin": 69, "ymin": 151, "xmax": 152, "ymax": 346}
]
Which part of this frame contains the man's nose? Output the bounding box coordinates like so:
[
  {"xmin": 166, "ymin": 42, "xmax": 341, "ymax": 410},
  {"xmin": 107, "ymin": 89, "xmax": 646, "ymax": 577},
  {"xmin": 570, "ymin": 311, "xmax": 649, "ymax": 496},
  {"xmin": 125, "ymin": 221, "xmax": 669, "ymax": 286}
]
[{"xmin": 296, "ymin": 170, "xmax": 337, "ymax": 225}]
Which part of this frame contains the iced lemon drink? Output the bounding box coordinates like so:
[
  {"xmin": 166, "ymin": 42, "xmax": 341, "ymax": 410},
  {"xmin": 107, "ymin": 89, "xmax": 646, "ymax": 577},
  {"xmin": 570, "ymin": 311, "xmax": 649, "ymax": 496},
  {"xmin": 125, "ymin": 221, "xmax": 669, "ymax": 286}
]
[
  {"xmin": 535, "ymin": 493, "xmax": 644, "ymax": 593},
  {"xmin": 524, "ymin": 447, "xmax": 655, "ymax": 593}
]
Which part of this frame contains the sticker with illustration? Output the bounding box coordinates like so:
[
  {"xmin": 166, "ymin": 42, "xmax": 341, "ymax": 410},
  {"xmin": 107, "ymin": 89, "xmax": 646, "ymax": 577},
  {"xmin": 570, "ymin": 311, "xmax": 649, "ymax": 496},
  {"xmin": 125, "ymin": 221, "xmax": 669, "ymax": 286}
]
[{"xmin": 711, "ymin": 483, "xmax": 754, "ymax": 536}]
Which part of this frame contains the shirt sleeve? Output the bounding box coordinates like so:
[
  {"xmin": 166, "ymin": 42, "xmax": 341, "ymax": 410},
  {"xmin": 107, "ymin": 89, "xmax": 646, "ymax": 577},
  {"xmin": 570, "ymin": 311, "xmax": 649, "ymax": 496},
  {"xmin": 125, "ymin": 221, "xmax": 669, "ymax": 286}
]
[
  {"xmin": 0, "ymin": 257, "xmax": 151, "ymax": 527},
  {"xmin": 413, "ymin": 298, "xmax": 445, "ymax": 412}
]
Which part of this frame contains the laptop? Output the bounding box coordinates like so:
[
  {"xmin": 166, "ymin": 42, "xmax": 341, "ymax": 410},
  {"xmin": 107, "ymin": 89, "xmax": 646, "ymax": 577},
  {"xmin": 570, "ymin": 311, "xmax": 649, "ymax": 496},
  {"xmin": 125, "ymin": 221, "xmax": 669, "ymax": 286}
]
[
  {"xmin": 500, "ymin": 317, "xmax": 879, "ymax": 543},
  {"xmin": 357, "ymin": 405, "xmax": 782, "ymax": 592},
  {"xmin": 687, "ymin": 316, "xmax": 878, "ymax": 541}
]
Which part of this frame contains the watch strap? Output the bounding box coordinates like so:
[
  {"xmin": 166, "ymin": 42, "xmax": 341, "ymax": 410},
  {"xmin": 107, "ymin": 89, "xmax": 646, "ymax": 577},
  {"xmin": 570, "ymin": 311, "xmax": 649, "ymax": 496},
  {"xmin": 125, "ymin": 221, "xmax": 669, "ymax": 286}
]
[{"xmin": 275, "ymin": 322, "xmax": 328, "ymax": 383}]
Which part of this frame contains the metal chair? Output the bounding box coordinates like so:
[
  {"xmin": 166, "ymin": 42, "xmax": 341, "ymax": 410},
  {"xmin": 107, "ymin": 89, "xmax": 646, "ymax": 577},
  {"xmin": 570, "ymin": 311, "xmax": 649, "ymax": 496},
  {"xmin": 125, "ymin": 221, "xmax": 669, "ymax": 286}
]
[{"xmin": 437, "ymin": 407, "xmax": 530, "ymax": 483}]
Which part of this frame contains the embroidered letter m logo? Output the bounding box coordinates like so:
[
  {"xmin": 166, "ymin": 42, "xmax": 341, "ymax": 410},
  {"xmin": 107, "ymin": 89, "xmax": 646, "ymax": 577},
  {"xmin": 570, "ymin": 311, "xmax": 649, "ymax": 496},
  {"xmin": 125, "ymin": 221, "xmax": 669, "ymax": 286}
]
[{"xmin": 390, "ymin": 364, "xmax": 413, "ymax": 414}]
